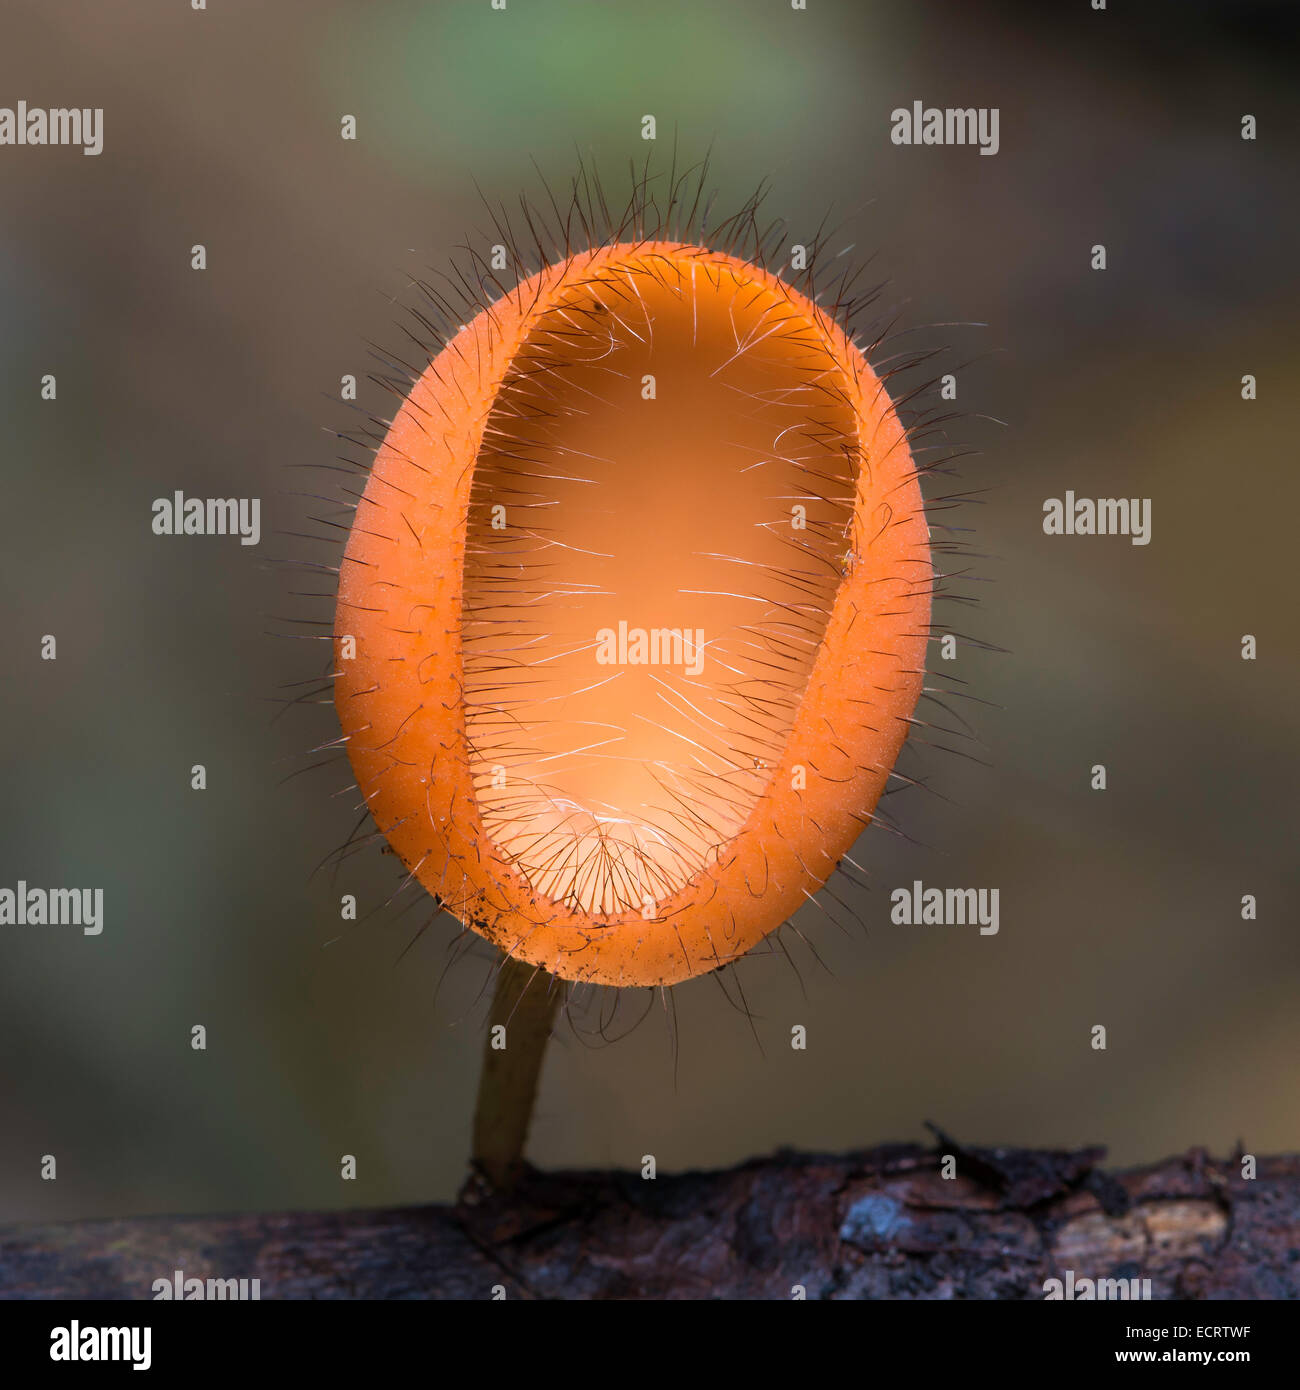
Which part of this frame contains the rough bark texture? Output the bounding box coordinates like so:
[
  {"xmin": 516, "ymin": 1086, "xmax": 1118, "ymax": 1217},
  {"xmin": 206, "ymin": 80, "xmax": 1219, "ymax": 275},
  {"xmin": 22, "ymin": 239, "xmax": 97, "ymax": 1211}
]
[{"xmin": 2, "ymin": 1141, "xmax": 1296, "ymax": 1300}]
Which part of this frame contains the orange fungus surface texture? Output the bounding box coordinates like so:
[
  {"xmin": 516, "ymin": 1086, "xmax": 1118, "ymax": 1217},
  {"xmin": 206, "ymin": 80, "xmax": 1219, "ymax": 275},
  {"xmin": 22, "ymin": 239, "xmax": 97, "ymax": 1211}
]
[{"xmin": 336, "ymin": 242, "xmax": 930, "ymax": 987}]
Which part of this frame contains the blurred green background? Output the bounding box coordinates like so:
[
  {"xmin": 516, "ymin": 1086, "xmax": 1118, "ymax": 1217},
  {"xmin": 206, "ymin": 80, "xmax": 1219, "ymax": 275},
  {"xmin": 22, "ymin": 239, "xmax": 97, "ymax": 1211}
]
[{"xmin": 1, "ymin": 0, "xmax": 1296, "ymax": 1223}]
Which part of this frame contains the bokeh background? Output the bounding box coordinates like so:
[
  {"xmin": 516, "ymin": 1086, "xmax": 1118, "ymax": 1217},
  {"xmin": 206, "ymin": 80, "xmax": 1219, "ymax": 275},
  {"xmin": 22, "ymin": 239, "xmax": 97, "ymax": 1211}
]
[{"xmin": 1, "ymin": 0, "xmax": 1296, "ymax": 1225}]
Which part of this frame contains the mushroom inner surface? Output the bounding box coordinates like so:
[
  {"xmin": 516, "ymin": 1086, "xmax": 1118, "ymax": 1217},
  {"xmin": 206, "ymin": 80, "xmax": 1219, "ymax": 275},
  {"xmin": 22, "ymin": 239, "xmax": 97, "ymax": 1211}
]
[{"xmin": 461, "ymin": 259, "xmax": 858, "ymax": 915}]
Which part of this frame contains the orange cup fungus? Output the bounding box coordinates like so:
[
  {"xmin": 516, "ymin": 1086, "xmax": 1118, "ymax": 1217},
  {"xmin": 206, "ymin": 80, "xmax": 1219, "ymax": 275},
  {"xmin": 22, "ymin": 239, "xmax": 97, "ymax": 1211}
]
[{"xmin": 335, "ymin": 239, "xmax": 930, "ymax": 987}]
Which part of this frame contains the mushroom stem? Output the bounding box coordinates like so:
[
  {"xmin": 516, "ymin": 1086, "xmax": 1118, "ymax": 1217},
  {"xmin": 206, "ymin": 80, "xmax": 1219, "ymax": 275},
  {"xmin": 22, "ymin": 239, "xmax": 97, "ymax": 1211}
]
[{"xmin": 470, "ymin": 955, "xmax": 562, "ymax": 1190}]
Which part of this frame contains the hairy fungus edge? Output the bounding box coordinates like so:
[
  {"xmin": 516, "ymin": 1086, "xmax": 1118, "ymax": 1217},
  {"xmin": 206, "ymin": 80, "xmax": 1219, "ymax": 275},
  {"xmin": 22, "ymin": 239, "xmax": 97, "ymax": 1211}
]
[{"xmin": 336, "ymin": 242, "xmax": 930, "ymax": 988}]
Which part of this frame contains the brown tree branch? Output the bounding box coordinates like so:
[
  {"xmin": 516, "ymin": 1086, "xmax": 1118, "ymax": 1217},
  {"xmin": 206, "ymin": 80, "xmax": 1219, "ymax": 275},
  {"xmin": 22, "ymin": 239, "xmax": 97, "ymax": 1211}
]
[{"xmin": 1, "ymin": 1144, "xmax": 1295, "ymax": 1299}]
